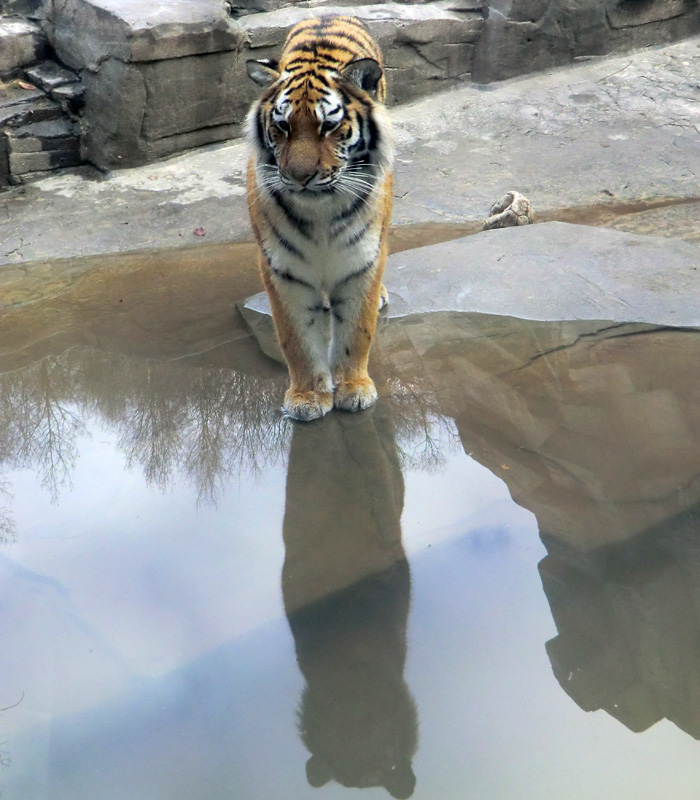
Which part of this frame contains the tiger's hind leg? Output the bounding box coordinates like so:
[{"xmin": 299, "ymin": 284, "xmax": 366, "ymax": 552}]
[
  {"xmin": 329, "ymin": 255, "xmax": 386, "ymax": 413},
  {"xmin": 260, "ymin": 256, "xmax": 334, "ymax": 422}
]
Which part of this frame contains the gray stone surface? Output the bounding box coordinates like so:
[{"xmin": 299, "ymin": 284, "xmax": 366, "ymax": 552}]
[
  {"xmin": 9, "ymin": 147, "xmax": 80, "ymax": 173},
  {"xmin": 473, "ymin": 0, "xmax": 700, "ymax": 81},
  {"xmin": 48, "ymin": 0, "xmax": 243, "ymax": 69},
  {"xmin": 0, "ymin": 0, "xmax": 45, "ymax": 16},
  {"xmin": 385, "ymin": 223, "xmax": 700, "ymax": 325},
  {"xmin": 0, "ymin": 136, "xmax": 9, "ymax": 186},
  {"xmin": 24, "ymin": 59, "xmax": 79, "ymax": 90},
  {"xmin": 0, "ymin": 94, "xmax": 62, "ymax": 126},
  {"xmin": 5, "ymin": 0, "xmax": 693, "ymax": 171},
  {"xmin": 6, "ymin": 118, "xmax": 79, "ymax": 150},
  {"xmin": 81, "ymin": 50, "xmax": 244, "ymax": 168},
  {"xmin": 50, "ymin": 80, "xmax": 85, "ymax": 113},
  {"xmin": 239, "ymin": 223, "xmax": 700, "ymax": 362},
  {"xmin": 0, "ymin": 18, "xmax": 45, "ymax": 76},
  {"xmin": 72, "ymin": 0, "xmax": 485, "ymax": 167},
  {"xmin": 0, "ymin": 73, "xmax": 82, "ymax": 186},
  {"xmin": 608, "ymin": 0, "xmax": 691, "ymax": 29}
]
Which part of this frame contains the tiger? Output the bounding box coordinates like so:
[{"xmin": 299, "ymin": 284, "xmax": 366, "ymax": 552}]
[{"xmin": 246, "ymin": 15, "xmax": 394, "ymax": 422}]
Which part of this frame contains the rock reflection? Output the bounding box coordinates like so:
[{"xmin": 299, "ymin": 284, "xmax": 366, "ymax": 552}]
[
  {"xmin": 541, "ymin": 505, "xmax": 700, "ymax": 738},
  {"xmin": 282, "ymin": 407, "xmax": 417, "ymax": 798},
  {"xmin": 414, "ymin": 317, "xmax": 700, "ymax": 738}
]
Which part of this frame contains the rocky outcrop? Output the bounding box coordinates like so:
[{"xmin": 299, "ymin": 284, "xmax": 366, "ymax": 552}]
[
  {"xmin": 0, "ymin": 59, "xmax": 84, "ymax": 185},
  {"xmin": 473, "ymin": 0, "xmax": 700, "ymax": 81},
  {"xmin": 44, "ymin": 0, "xmax": 486, "ymax": 168},
  {"xmin": 0, "ymin": 17, "xmax": 45, "ymax": 74},
  {"xmin": 1, "ymin": 0, "xmax": 699, "ymax": 177}
]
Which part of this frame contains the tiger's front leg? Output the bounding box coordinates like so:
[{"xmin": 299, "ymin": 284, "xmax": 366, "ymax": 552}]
[
  {"xmin": 329, "ymin": 249, "xmax": 386, "ymax": 412},
  {"xmin": 260, "ymin": 256, "xmax": 334, "ymax": 422}
]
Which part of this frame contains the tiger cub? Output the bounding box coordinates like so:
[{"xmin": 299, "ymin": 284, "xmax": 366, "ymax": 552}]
[{"xmin": 246, "ymin": 16, "xmax": 394, "ymax": 422}]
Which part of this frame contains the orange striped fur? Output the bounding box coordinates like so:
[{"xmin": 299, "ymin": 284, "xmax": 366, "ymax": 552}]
[{"xmin": 246, "ymin": 16, "xmax": 394, "ymax": 421}]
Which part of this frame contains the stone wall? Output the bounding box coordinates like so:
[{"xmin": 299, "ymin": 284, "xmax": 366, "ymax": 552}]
[
  {"xmin": 0, "ymin": 0, "xmax": 699, "ymax": 176},
  {"xmin": 0, "ymin": 15, "xmax": 83, "ymax": 185},
  {"xmin": 473, "ymin": 0, "xmax": 700, "ymax": 81},
  {"xmin": 47, "ymin": 0, "xmax": 485, "ymax": 168}
]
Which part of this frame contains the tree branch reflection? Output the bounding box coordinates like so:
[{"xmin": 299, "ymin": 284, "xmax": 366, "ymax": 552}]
[{"xmin": 0, "ymin": 333, "xmax": 450, "ymax": 518}]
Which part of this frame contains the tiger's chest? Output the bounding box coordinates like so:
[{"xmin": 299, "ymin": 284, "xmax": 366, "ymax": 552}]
[{"xmin": 261, "ymin": 191, "xmax": 383, "ymax": 292}]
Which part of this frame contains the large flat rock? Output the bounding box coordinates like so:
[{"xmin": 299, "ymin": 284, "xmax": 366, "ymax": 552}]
[
  {"xmin": 240, "ymin": 223, "xmax": 700, "ymax": 361},
  {"xmin": 384, "ymin": 222, "xmax": 700, "ymax": 325},
  {"xmin": 50, "ymin": 0, "xmax": 243, "ymax": 68}
]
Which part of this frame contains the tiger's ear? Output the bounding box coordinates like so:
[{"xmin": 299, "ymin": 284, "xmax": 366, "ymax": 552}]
[
  {"xmin": 341, "ymin": 58, "xmax": 383, "ymax": 95},
  {"xmin": 246, "ymin": 59, "xmax": 280, "ymax": 87},
  {"xmin": 306, "ymin": 756, "xmax": 332, "ymax": 788}
]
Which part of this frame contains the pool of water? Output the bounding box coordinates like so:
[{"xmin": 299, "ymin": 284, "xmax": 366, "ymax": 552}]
[{"xmin": 2, "ymin": 246, "xmax": 700, "ymax": 799}]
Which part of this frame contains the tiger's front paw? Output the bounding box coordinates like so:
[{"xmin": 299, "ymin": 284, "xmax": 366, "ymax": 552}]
[
  {"xmin": 378, "ymin": 283, "xmax": 389, "ymax": 311},
  {"xmin": 334, "ymin": 377, "xmax": 378, "ymax": 412},
  {"xmin": 283, "ymin": 389, "xmax": 333, "ymax": 422}
]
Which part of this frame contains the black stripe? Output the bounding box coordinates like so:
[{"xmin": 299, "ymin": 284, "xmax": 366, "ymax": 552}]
[
  {"xmin": 367, "ymin": 113, "xmax": 380, "ymax": 150},
  {"xmin": 318, "ymin": 43, "xmax": 358, "ymax": 59},
  {"xmin": 271, "ymin": 266, "xmax": 315, "ymax": 289},
  {"xmin": 255, "ymin": 108, "xmax": 269, "ymax": 151},
  {"xmin": 262, "ymin": 211, "xmax": 304, "ymax": 259},
  {"xmin": 332, "ymin": 191, "xmax": 368, "ymax": 225},
  {"xmin": 343, "ymin": 218, "xmax": 372, "ymax": 247},
  {"xmin": 331, "ymin": 257, "xmax": 376, "ymax": 293},
  {"xmin": 283, "ymin": 55, "xmax": 315, "ymax": 69},
  {"xmin": 308, "ymin": 301, "xmax": 331, "ymax": 313},
  {"xmin": 352, "ymin": 133, "xmax": 367, "ymax": 156},
  {"xmin": 287, "ymin": 42, "xmax": 317, "ymax": 55},
  {"xmin": 270, "ymin": 189, "xmax": 312, "ymax": 238},
  {"xmin": 285, "ymin": 72, "xmax": 332, "ymax": 93},
  {"xmin": 328, "ymin": 28, "xmax": 376, "ymax": 55},
  {"xmin": 288, "ymin": 26, "xmax": 375, "ymax": 60},
  {"xmin": 350, "ymin": 153, "xmax": 371, "ymax": 168}
]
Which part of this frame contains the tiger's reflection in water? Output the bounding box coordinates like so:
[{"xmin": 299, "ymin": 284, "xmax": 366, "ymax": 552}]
[{"xmin": 282, "ymin": 404, "xmax": 418, "ymax": 798}]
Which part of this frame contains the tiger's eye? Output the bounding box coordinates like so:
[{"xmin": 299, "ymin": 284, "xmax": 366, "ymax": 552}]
[
  {"xmin": 320, "ymin": 120, "xmax": 339, "ymax": 136},
  {"xmin": 276, "ymin": 119, "xmax": 291, "ymax": 135}
]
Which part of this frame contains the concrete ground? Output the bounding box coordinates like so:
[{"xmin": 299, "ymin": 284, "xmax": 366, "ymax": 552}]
[{"xmin": 1, "ymin": 36, "xmax": 699, "ymax": 269}]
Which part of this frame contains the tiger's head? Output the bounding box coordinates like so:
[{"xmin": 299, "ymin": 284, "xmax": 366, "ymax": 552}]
[{"xmin": 246, "ymin": 57, "xmax": 393, "ymax": 197}]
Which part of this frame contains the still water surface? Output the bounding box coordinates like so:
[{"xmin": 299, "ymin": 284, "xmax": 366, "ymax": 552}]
[{"xmin": 2, "ymin": 246, "xmax": 700, "ymax": 799}]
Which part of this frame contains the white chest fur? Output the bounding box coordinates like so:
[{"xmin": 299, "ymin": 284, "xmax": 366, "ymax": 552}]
[{"xmin": 256, "ymin": 168, "xmax": 386, "ymax": 295}]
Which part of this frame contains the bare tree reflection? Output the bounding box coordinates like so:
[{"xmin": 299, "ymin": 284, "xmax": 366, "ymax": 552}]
[
  {"xmin": 0, "ymin": 322, "xmax": 451, "ymax": 516},
  {"xmin": 0, "ymin": 347, "xmax": 290, "ymax": 508},
  {"xmin": 0, "ymin": 478, "xmax": 15, "ymax": 545},
  {"xmin": 76, "ymin": 350, "xmax": 291, "ymax": 502},
  {"xmin": 0, "ymin": 357, "xmax": 86, "ymax": 501},
  {"xmin": 282, "ymin": 406, "xmax": 418, "ymax": 798}
]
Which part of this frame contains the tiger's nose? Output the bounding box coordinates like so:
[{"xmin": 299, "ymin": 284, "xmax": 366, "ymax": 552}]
[{"xmin": 287, "ymin": 162, "xmax": 317, "ymax": 185}]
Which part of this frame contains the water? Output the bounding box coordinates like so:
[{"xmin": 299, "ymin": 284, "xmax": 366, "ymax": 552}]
[{"xmin": 2, "ymin": 245, "xmax": 700, "ymax": 799}]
